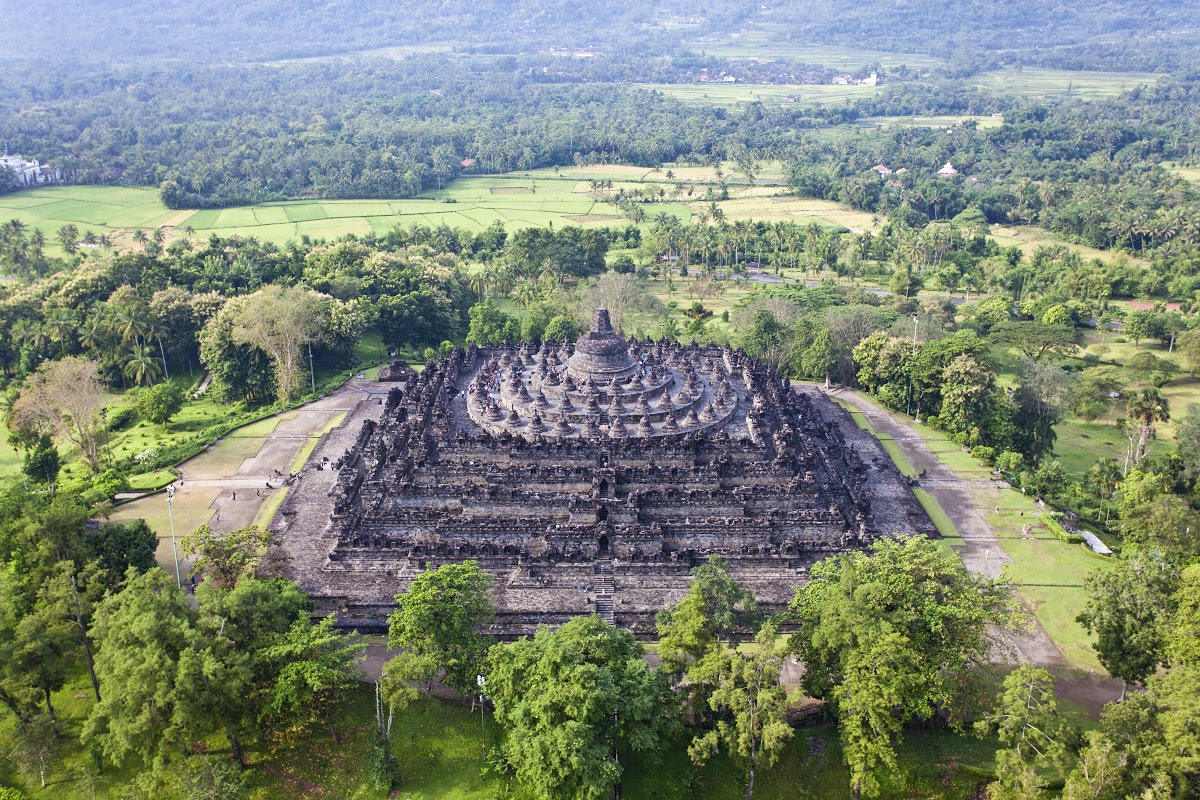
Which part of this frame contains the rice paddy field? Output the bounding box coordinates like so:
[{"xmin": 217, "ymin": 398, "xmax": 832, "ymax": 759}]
[
  {"xmin": 857, "ymin": 114, "xmax": 1006, "ymax": 130},
  {"xmin": 641, "ymin": 82, "xmax": 881, "ymax": 108},
  {"xmin": 971, "ymin": 67, "xmax": 1162, "ymax": 100},
  {"xmin": 0, "ymin": 176, "xmax": 695, "ymax": 251}
]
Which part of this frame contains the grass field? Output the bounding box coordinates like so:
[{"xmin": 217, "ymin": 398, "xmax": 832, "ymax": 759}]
[
  {"xmin": 693, "ymin": 33, "xmax": 947, "ymax": 70},
  {"xmin": 988, "ymin": 224, "xmax": 1148, "ymax": 266},
  {"xmin": 858, "ymin": 114, "xmax": 1006, "ymax": 130},
  {"xmin": 972, "ymin": 67, "xmax": 1161, "ymax": 100},
  {"xmin": 642, "ymin": 82, "xmax": 880, "ymax": 108},
  {"xmin": 0, "ymin": 177, "xmax": 686, "ymax": 252}
]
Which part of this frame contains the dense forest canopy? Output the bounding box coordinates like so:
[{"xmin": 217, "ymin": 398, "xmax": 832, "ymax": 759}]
[{"xmin": 2, "ymin": 0, "xmax": 1198, "ymax": 65}]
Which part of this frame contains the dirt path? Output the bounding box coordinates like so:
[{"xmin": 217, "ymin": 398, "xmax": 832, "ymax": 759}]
[
  {"xmin": 108, "ymin": 382, "xmax": 383, "ymax": 576},
  {"xmin": 826, "ymin": 387, "xmax": 1068, "ymax": 668}
]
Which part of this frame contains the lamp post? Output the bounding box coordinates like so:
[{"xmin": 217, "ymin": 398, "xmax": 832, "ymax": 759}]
[
  {"xmin": 477, "ymin": 674, "xmax": 487, "ymax": 760},
  {"xmin": 309, "ymin": 342, "xmax": 316, "ymax": 396},
  {"xmin": 166, "ymin": 485, "xmax": 181, "ymax": 588}
]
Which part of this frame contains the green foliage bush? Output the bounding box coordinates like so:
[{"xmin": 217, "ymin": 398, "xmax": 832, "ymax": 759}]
[
  {"xmin": 1044, "ymin": 515, "xmax": 1086, "ymax": 544},
  {"xmin": 969, "ymin": 446, "xmax": 996, "ymax": 465}
]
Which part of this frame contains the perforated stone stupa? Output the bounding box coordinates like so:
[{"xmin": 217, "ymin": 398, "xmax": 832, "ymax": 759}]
[{"xmin": 276, "ymin": 308, "xmax": 935, "ymax": 635}]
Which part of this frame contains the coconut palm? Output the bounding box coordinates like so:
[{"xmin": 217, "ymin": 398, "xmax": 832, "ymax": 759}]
[
  {"xmin": 111, "ymin": 305, "xmax": 149, "ymax": 347},
  {"xmin": 1127, "ymin": 388, "xmax": 1169, "ymax": 465},
  {"xmin": 1088, "ymin": 458, "xmax": 1123, "ymax": 523},
  {"xmin": 124, "ymin": 345, "xmax": 162, "ymax": 387},
  {"xmin": 57, "ymin": 225, "xmax": 79, "ymax": 258}
]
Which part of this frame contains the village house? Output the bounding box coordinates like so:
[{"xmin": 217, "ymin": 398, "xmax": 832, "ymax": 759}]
[{"xmin": 0, "ymin": 151, "xmax": 60, "ymax": 187}]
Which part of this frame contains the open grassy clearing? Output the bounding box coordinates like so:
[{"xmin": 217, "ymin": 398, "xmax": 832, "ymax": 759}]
[
  {"xmin": 693, "ymin": 195, "xmax": 880, "ymax": 231},
  {"xmin": 972, "ymin": 67, "xmax": 1162, "ymax": 100},
  {"xmin": 692, "ymin": 33, "xmax": 947, "ymax": 70},
  {"xmin": 988, "ymin": 224, "xmax": 1148, "ymax": 266},
  {"xmin": 857, "ymin": 114, "xmax": 1005, "ymax": 130},
  {"xmin": 0, "ymin": 178, "xmax": 681, "ymax": 253},
  {"xmin": 642, "ymin": 82, "xmax": 880, "ymax": 108}
]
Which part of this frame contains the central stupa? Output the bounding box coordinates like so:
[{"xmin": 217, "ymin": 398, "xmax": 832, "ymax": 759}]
[{"xmin": 566, "ymin": 308, "xmax": 638, "ymax": 383}]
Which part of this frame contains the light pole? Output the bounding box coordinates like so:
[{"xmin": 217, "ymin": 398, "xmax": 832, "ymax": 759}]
[
  {"xmin": 477, "ymin": 674, "xmax": 487, "ymax": 760},
  {"xmin": 166, "ymin": 485, "xmax": 181, "ymax": 588},
  {"xmin": 309, "ymin": 342, "xmax": 316, "ymax": 396},
  {"xmin": 911, "ymin": 313, "xmax": 920, "ymax": 423}
]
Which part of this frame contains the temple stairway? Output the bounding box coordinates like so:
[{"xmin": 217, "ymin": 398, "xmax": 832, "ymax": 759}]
[{"xmin": 594, "ymin": 559, "xmax": 615, "ymax": 622}]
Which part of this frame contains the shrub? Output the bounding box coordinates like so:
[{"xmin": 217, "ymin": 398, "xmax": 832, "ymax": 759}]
[
  {"xmin": 996, "ymin": 451, "xmax": 1024, "ymax": 473},
  {"xmin": 1045, "ymin": 515, "xmax": 1086, "ymax": 544},
  {"xmin": 970, "ymin": 445, "xmax": 996, "ymax": 465},
  {"xmin": 137, "ymin": 382, "xmax": 185, "ymax": 426}
]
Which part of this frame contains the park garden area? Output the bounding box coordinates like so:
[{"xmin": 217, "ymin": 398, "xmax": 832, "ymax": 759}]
[{"xmin": 0, "ymin": 669, "xmax": 1024, "ymax": 800}]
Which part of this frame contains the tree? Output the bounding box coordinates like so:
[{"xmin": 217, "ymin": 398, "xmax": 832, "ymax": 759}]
[
  {"xmin": 990, "ymin": 321, "xmax": 1080, "ymax": 361},
  {"xmin": 1063, "ymin": 666, "xmax": 1200, "ymax": 799},
  {"xmin": 84, "ymin": 568, "xmax": 197, "ymax": 771},
  {"xmin": 21, "ymin": 433, "xmax": 60, "ymax": 490},
  {"xmin": 229, "ymin": 285, "xmax": 327, "ymax": 402},
  {"xmin": 831, "ymin": 626, "xmax": 918, "ymax": 800},
  {"xmin": 136, "ymin": 382, "xmax": 184, "ymax": 426},
  {"xmin": 1077, "ymin": 553, "xmax": 1179, "ymax": 694},
  {"xmin": 688, "ymin": 622, "xmax": 793, "ymax": 800},
  {"xmin": 1126, "ymin": 388, "xmax": 1169, "ymax": 465},
  {"xmin": 581, "ymin": 272, "xmax": 640, "ymax": 334},
  {"xmin": 975, "ymin": 665, "xmax": 1069, "ymax": 800},
  {"xmin": 1125, "ymin": 351, "xmax": 1177, "ymax": 387},
  {"xmin": 1175, "ymin": 329, "xmax": 1200, "ymax": 377},
  {"xmin": 801, "ymin": 328, "xmax": 837, "ymax": 386},
  {"xmin": 1169, "ymin": 564, "xmax": 1200, "ymax": 667},
  {"xmin": 789, "ymin": 535, "xmax": 1022, "ymax": 797},
  {"xmin": 11, "ymin": 357, "xmax": 109, "ymax": 472},
  {"xmin": 1175, "ymin": 403, "xmax": 1200, "ymax": 485},
  {"xmin": 257, "ymin": 615, "xmax": 365, "ymax": 743},
  {"xmin": 937, "ymin": 354, "xmax": 995, "ymax": 437},
  {"xmin": 1011, "ymin": 358, "xmax": 1074, "ymax": 464},
  {"xmin": 181, "ymin": 525, "xmax": 283, "ymax": 589},
  {"xmin": 178, "ymin": 577, "xmax": 312, "ymax": 766},
  {"xmin": 123, "ymin": 345, "xmax": 163, "ymax": 387},
  {"xmin": 1072, "ymin": 367, "xmax": 1125, "ymax": 423},
  {"xmin": 1087, "ymin": 458, "xmax": 1122, "ymax": 524},
  {"xmin": 1120, "ymin": 494, "xmax": 1200, "ymax": 563},
  {"xmin": 384, "ymin": 561, "xmax": 493, "ymax": 698},
  {"xmin": 465, "ymin": 300, "xmax": 520, "ymax": 346},
  {"xmin": 486, "ymin": 615, "xmax": 678, "ymax": 800},
  {"xmin": 8, "ymin": 715, "xmax": 60, "ymax": 789},
  {"xmin": 1124, "ymin": 309, "xmax": 1152, "ymax": 348},
  {"xmin": 542, "ymin": 315, "xmax": 579, "ymax": 342}
]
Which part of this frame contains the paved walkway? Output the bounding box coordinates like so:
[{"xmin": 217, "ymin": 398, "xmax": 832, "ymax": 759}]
[
  {"xmin": 826, "ymin": 387, "xmax": 1067, "ymax": 667},
  {"xmin": 109, "ymin": 382, "xmax": 385, "ymax": 575}
]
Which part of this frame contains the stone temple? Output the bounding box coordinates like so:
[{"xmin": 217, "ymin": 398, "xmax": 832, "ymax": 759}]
[{"xmin": 277, "ymin": 309, "xmax": 935, "ymax": 635}]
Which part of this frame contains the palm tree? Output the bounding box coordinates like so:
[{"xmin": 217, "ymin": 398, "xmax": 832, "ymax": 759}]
[
  {"xmin": 43, "ymin": 308, "xmax": 77, "ymax": 357},
  {"xmin": 124, "ymin": 345, "xmax": 162, "ymax": 387},
  {"xmin": 112, "ymin": 305, "xmax": 149, "ymax": 347},
  {"xmin": 1127, "ymin": 388, "xmax": 1169, "ymax": 465},
  {"xmin": 1088, "ymin": 458, "xmax": 1122, "ymax": 524},
  {"xmin": 78, "ymin": 311, "xmax": 110, "ymax": 354},
  {"xmin": 57, "ymin": 225, "xmax": 79, "ymax": 258}
]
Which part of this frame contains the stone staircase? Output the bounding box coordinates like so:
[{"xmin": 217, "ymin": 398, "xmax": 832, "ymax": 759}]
[{"xmin": 593, "ymin": 559, "xmax": 615, "ymax": 622}]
